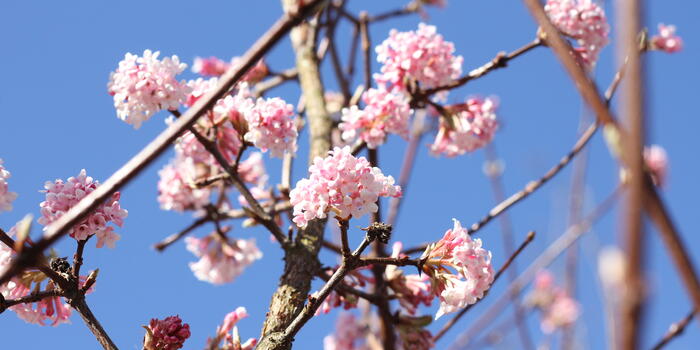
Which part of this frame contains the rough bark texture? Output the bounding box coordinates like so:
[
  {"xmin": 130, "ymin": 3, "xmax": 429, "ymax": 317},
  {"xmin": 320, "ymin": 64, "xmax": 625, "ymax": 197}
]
[{"xmin": 257, "ymin": 3, "xmax": 331, "ymax": 349}]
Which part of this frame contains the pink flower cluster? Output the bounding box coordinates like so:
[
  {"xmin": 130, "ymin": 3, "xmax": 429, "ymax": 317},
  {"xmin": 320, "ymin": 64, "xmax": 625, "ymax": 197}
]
[
  {"xmin": 323, "ymin": 313, "xmax": 368, "ymax": 350},
  {"xmin": 644, "ymin": 144, "xmax": 669, "ymax": 187},
  {"xmin": 430, "ymin": 97, "xmax": 499, "ymax": 157},
  {"xmin": 193, "ymin": 56, "xmax": 268, "ymax": 83},
  {"xmin": 339, "ymin": 88, "xmax": 413, "ymax": 149},
  {"xmin": 185, "ymin": 231, "xmax": 262, "ymax": 285},
  {"xmin": 424, "ymin": 219, "xmax": 494, "ymax": 319},
  {"xmin": 528, "ymin": 270, "xmax": 580, "ymax": 333},
  {"xmin": 0, "ymin": 159, "xmax": 17, "ymax": 212},
  {"xmin": 651, "ymin": 24, "xmax": 683, "ymax": 53},
  {"xmin": 207, "ymin": 307, "xmax": 257, "ymax": 350},
  {"xmin": 375, "ymin": 23, "xmax": 462, "ymax": 92},
  {"xmin": 243, "ymin": 97, "xmax": 298, "ymax": 158},
  {"xmin": 108, "ymin": 50, "xmax": 191, "ymax": 129},
  {"xmin": 545, "ymin": 0, "xmax": 610, "ymax": 67},
  {"xmin": 157, "ymin": 157, "xmax": 212, "ymax": 212},
  {"xmin": 145, "ymin": 315, "xmax": 191, "ymax": 350},
  {"xmin": 385, "ymin": 243, "xmax": 432, "ymax": 315},
  {"xmin": 289, "ymin": 146, "xmax": 402, "ymax": 228},
  {"xmin": 1, "ymin": 280, "xmax": 72, "ymax": 326},
  {"xmin": 38, "ymin": 170, "xmax": 127, "ymax": 248}
]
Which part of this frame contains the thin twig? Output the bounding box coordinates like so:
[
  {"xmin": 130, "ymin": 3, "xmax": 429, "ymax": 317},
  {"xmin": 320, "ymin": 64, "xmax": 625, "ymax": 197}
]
[
  {"xmin": 523, "ymin": 0, "xmax": 700, "ymax": 329},
  {"xmin": 449, "ymin": 188, "xmax": 621, "ymax": 350},
  {"xmin": 368, "ymin": 2, "xmax": 419, "ymax": 23},
  {"xmin": 0, "ymin": 0, "xmax": 327, "ymax": 287},
  {"xmin": 421, "ymin": 39, "xmax": 543, "ymax": 96},
  {"xmin": 434, "ymin": 231, "xmax": 536, "ymax": 342},
  {"xmin": 359, "ymin": 11, "xmax": 372, "ymax": 91},
  {"xmin": 651, "ymin": 309, "xmax": 696, "ymax": 350},
  {"xmin": 0, "ymin": 290, "xmax": 62, "ymax": 311}
]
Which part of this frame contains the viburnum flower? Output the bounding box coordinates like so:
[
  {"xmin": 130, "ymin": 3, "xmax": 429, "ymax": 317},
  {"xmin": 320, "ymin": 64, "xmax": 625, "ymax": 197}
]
[
  {"xmin": 385, "ymin": 242, "xmax": 432, "ymax": 315},
  {"xmin": 193, "ymin": 56, "xmax": 268, "ymax": 83},
  {"xmin": 651, "ymin": 24, "xmax": 683, "ymax": 53},
  {"xmin": 174, "ymin": 122, "xmax": 242, "ymax": 165},
  {"xmin": 422, "ymin": 219, "xmax": 494, "ymax": 319},
  {"xmin": 527, "ymin": 270, "xmax": 581, "ymax": 333},
  {"xmin": 207, "ymin": 307, "xmax": 257, "ymax": 350},
  {"xmin": 397, "ymin": 316, "xmax": 435, "ymax": 350},
  {"xmin": 157, "ymin": 157, "xmax": 212, "ymax": 212},
  {"xmin": 430, "ymin": 97, "xmax": 499, "ymax": 157},
  {"xmin": 644, "ymin": 145, "xmax": 669, "ymax": 187},
  {"xmin": 238, "ymin": 152, "xmax": 267, "ymax": 185},
  {"xmin": 323, "ymin": 313, "xmax": 368, "ymax": 350},
  {"xmin": 339, "ymin": 88, "xmax": 413, "ymax": 149},
  {"xmin": 38, "ymin": 170, "xmax": 127, "ymax": 248},
  {"xmin": 185, "ymin": 77, "xmax": 219, "ymax": 107},
  {"xmin": 0, "ymin": 159, "xmax": 17, "ymax": 212},
  {"xmin": 185, "ymin": 231, "xmax": 262, "ymax": 285},
  {"xmin": 544, "ymin": 0, "xmax": 610, "ymax": 67},
  {"xmin": 375, "ymin": 23, "xmax": 462, "ymax": 92},
  {"xmin": 144, "ymin": 315, "xmax": 191, "ymax": 350},
  {"xmin": 289, "ymin": 146, "xmax": 402, "ymax": 228},
  {"xmin": 108, "ymin": 50, "xmax": 191, "ymax": 129},
  {"xmin": 243, "ymin": 97, "xmax": 298, "ymax": 158},
  {"xmin": 2, "ymin": 280, "xmax": 72, "ymax": 326}
]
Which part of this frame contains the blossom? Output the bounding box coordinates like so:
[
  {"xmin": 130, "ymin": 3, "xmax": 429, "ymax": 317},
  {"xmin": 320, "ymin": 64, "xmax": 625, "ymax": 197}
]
[
  {"xmin": 243, "ymin": 97, "xmax": 298, "ymax": 158},
  {"xmin": 385, "ymin": 243, "xmax": 432, "ymax": 315},
  {"xmin": 545, "ymin": 0, "xmax": 610, "ymax": 67},
  {"xmin": 0, "ymin": 159, "xmax": 17, "ymax": 212},
  {"xmin": 289, "ymin": 146, "xmax": 402, "ymax": 228},
  {"xmin": 527, "ymin": 270, "xmax": 580, "ymax": 333},
  {"xmin": 430, "ymin": 97, "xmax": 498, "ymax": 157},
  {"xmin": 207, "ymin": 307, "xmax": 257, "ymax": 350},
  {"xmin": 339, "ymin": 88, "xmax": 413, "ymax": 149},
  {"xmin": 644, "ymin": 145, "xmax": 668, "ymax": 187},
  {"xmin": 157, "ymin": 157, "xmax": 211, "ymax": 212},
  {"xmin": 651, "ymin": 24, "xmax": 683, "ymax": 53},
  {"xmin": 185, "ymin": 231, "xmax": 262, "ymax": 284},
  {"xmin": 38, "ymin": 170, "xmax": 127, "ymax": 248},
  {"xmin": 108, "ymin": 50, "xmax": 190, "ymax": 129},
  {"xmin": 185, "ymin": 77, "xmax": 219, "ymax": 107},
  {"xmin": 1, "ymin": 280, "xmax": 72, "ymax": 326},
  {"xmin": 323, "ymin": 313, "xmax": 368, "ymax": 350},
  {"xmin": 193, "ymin": 56, "xmax": 268, "ymax": 83},
  {"xmin": 375, "ymin": 23, "xmax": 462, "ymax": 92},
  {"xmin": 144, "ymin": 315, "xmax": 191, "ymax": 350},
  {"xmin": 238, "ymin": 152, "xmax": 267, "ymax": 185},
  {"xmin": 174, "ymin": 122, "xmax": 242, "ymax": 165},
  {"xmin": 423, "ymin": 219, "xmax": 494, "ymax": 319}
]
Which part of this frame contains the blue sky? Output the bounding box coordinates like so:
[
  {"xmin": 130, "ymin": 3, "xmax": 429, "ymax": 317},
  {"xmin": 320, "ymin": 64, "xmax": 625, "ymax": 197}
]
[{"xmin": 0, "ymin": 1, "xmax": 698, "ymax": 349}]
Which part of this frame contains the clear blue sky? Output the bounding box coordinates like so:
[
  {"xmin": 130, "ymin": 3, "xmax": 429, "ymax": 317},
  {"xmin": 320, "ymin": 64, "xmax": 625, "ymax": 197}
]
[{"xmin": 0, "ymin": 1, "xmax": 698, "ymax": 349}]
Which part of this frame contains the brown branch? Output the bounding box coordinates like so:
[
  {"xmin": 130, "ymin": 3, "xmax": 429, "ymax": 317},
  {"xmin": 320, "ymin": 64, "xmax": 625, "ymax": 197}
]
[
  {"xmin": 326, "ymin": 5, "xmax": 351, "ymax": 101},
  {"xmin": 368, "ymin": 2, "xmax": 419, "ymax": 23},
  {"xmin": 257, "ymin": 3, "xmax": 333, "ymax": 347},
  {"xmin": 421, "ymin": 39, "xmax": 543, "ymax": 96},
  {"xmin": 69, "ymin": 297, "xmax": 118, "ymax": 350},
  {"xmin": 0, "ymin": 290, "xmax": 62, "ymax": 311},
  {"xmin": 0, "ymin": 0, "xmax": 327, "ymax": 287},
  {"xmin": 72, "ymin": 238, "xmax": 88, "ymax": 281},
  {"xmin": 254, "ymin": 68, "xmax": 299, "ymax": 97},
  {"xmin": 434, "ymin": 231, "xmax": 536, "ymax": 342},
  {"xmin": 618, "ymin": 0, "xmax": 646, "ymax": 348},
  {"xmin": 523, "ymin": 0, "xmax": 700, "ymax": 330},
  {"xmin": 450, "ymin": 187, "xmax": 621, "ymax": 349},
  {"xmin": 651, "ymin": 309, "xmax": 696, "ymax": 350},
  {"xmin": 359, "ymin": 11, "xmax": 372, "ymax": 91}
]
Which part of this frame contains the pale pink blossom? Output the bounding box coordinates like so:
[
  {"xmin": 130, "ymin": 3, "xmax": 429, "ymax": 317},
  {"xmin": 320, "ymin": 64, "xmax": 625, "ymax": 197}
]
[
  {"xmin": 545, "ymin": 0, "xmax": 610, "ymax": 67},
  {"xmin": 423, "ymin": 219, "xmax": 494, "ymax": 319},
  {"xmin": 243, "ymin": 97, "xmax": 298, "ymax": 158},
  {"xmin": 185, "ymin": 232, "xmax": 262, "ymax": 285},
  {"xmin": 375, "ymin": 23, "xmax": 462, "ymax": 92},
  {"xmin": 38, "ymin": 170, "xmax": 127, "ymax": 248},
  {"xmin": 644, "ymin": 145, "xmax": 668, "ymax": 187},
  {"xmin": 157, "ymin": 157, "xmax": 211, "ymax": 212},
  {"xmin": 527, "ymin": 270, "xmax": 581, "ymax": 333},
  {"xmin": 207, "ymin": 307, "xmax": 257, "ymax": 350},
  {"xmin": 430, "ymin": 97, "xmax": 499, "ymax": 157},
  {"xmin": 185, "ymin": 77, "xmax": 219, "ymax": 107},
  {"xmin": 323, "ymin": 313, "xmax": 368, "ymax": 350},
  {"xmin": 397, "ymin": 322, "xmax": 435, "ymax": 350},
  {"xmin": 651, "ymin": 24, "xmax": 683, "ymax": 53},
  {"xmin": 385, "ymin": 242, "xmax": 432, "ymax": 315},
  {"xmin": 144, "ymin": 315, "xmax": 191, "ymax": 350},
  {"xmin": 1, "ymin": 280, "xmax": 72, "ymax": 326},
  {"xmin": 339, "ymin": 88, "xmax": 413, "ymax": 148},
  {"xmin": 238, "ymin": 152, "xmax": 268, "ymax": 185},
  {"xmin": 289, "ymin": 146, "xmax": 402, "ymax": 228},
  {"xmin": 193, "ymin": 56, "xmax": 268, "ymax": 83},
  {"xmin": 174, "ymin": 122, "xmax": 242, "ymax": 165},
  {"xmin": 108, "ymin": 50, "xmax": 191, "ymax": 129},
  {"xmin": 0, "ymin": 159, "xmax": 17, "ymax": 212}
]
